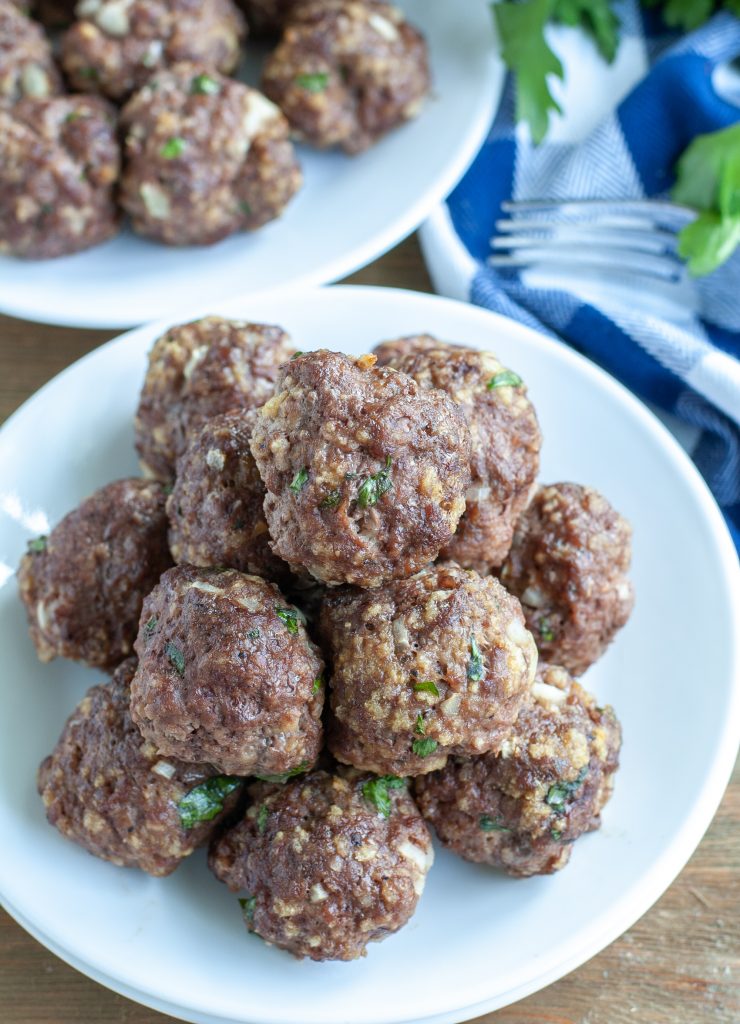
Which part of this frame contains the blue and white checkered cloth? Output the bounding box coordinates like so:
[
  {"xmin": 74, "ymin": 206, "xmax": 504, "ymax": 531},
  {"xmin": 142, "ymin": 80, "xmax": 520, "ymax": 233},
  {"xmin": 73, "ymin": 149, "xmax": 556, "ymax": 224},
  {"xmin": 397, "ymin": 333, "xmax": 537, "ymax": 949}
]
[{"xmin": 422, "ymin": 3, "xmax": 740, "ymax": 550}]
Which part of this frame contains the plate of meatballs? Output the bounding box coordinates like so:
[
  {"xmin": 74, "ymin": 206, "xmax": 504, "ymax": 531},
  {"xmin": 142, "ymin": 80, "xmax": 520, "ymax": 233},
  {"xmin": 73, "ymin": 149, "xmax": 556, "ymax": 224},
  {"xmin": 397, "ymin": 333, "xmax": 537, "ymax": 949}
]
[
  {"xmin": 0, "ymin": 0, "xmax": 501, "ymax": 327},
  {"xmin": 0, "ymin": 285, "xmax": 738, "ymax": 1024}
]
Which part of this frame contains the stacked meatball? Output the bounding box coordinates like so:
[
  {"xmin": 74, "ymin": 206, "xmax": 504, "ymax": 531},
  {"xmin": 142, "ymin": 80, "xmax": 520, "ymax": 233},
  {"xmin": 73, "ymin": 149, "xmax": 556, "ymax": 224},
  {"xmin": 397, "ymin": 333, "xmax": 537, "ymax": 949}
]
[
  {"xmin": 0, "ymin": 0, "xmax": 431, "ymax": 258},
  {"xmin": 21, "ymin": 319, "xmax": 633, "ymax": 962}
]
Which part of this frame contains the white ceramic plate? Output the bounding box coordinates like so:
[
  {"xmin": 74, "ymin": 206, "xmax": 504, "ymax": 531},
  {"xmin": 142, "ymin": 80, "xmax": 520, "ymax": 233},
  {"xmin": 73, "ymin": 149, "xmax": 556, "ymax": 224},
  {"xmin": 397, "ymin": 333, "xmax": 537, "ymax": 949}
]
[
  {"xmin": 0, "ymin": 286, "xmax": 738, "ymax": 1024},
  {"xmin": 0, "ymin": 0, "xmax": 502, "ymax": 329}
]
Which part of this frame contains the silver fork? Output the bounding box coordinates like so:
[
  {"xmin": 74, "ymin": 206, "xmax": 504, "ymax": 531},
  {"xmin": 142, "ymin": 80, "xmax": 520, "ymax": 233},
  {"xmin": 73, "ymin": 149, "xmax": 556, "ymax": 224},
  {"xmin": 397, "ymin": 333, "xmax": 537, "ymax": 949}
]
[{"xmin": 489, "ymin": 198, "xmax": 700, "ymax": 315}]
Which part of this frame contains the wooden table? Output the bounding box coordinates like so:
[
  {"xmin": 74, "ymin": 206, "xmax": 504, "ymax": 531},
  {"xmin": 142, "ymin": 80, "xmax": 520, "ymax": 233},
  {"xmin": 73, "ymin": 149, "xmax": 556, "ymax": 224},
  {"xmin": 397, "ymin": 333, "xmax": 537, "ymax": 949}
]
[{"xmin": 1, "ymin": 236, "xmax": 738, "ymax": 1024}]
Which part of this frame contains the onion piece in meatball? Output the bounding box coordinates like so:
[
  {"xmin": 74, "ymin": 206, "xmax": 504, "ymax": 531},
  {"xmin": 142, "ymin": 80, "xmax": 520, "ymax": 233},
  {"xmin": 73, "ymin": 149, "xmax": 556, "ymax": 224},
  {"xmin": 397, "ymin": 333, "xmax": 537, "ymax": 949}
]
[
  {"xmin": 0, "ymin": 1, "xmax": 62, "ymax": 106},
  {"xmin": 414, "ymin": 664, "xmax": 621, "ymax": 877},
  {"xmin": 374, "ymin": 334, "xmax": 542, "ymax": 572},
  {"xmin": 38, "ymin": 658, "xmax": 244, "ymax": 876},
  {"xmin": 209, "ymin": 767, "xmax": 434, "ymax": 961},
  {"xmin": 0, "ymin": 95, "xmax": 120, "ymax": 259},
  {"xmin": 60, "ymin": 0, "xmax": 245, "ymax": 102},
  {"xmin": 249, "ymin": 349, "xmax": 471, "ymax": 588},
  {"xmin": 261, "ymin": 0, "xmax": 430, "ymax": 154},
  {"xmin": 500, "ymin": 483, "xmax": 634, "ymax": 676},
  {"xmin": 321, "ymin": 563, "xmax": 538, "ymax": 776},
  {"xmin": 135, "ymin": 316, "xmax": 295, "ymax": 482},
  {"xmin": 119, "ymin": 63, "xmax": 302, "ymax": 246},
  {"xmin": 167, "ymin": 410, "xmax": 290, "ymax": 584},
  {"xmin": 17, "ymin": 478, "xmax": 171, "ymax": 668},
  {"xmin": 131, "ymin": 565, "xmax": 324, "ymax": 776}
]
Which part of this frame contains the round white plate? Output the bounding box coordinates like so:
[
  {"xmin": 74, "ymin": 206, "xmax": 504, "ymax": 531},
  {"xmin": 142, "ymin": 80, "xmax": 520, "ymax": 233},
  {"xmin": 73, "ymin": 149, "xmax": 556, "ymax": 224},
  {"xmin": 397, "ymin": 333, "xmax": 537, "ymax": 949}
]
[
  {"xmin": 0, "ymin": 286, "xmax": 738, "ymax": 1024},
  {"xmin": 0, "ymin": 0, "xmax": 502, "ymax": 329}
]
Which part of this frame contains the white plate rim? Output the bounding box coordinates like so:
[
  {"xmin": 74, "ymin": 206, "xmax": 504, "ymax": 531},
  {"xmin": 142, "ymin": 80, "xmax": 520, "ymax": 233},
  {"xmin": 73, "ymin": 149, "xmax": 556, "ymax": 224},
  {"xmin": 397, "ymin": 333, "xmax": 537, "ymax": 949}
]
[{"xmin": 1, "ymin": 285, "xmax": 739, "ymax": 1024}]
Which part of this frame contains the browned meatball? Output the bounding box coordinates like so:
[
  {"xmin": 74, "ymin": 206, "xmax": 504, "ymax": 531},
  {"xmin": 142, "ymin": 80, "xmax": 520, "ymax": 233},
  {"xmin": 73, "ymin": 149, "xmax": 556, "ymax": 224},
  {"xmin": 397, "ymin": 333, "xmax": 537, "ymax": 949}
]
[
  {"xmin": 250, "ymin": 350, "xmax": 471, "ymax": 588},
  {"xmin": 321, "ymin": 563, "xmax": 538, "ymax": 776},
  {"xmin": 372, "ymin": 332, "xmax": 454, "ymax": 368},
  {"xmin": 38, "ymin": 658, "xmax": 243, "ymax": 876},
  {"xmin": 414, "ymin": 664, "xmax": 621, "ymax": 877},
  {"xmin": 17, "ymin": 478, "xmax": 171, "ymax": 668},
  {"xmin": 0, "ymin": 94, "xmax": 119, "ymax": 259},
  {"xmin": 167, "ymin": 411, "xmax": 290, "ymax": 583},
  {"xmin": 135, "ymin": 316, "xmax": 295, "ymax": 482},
  {"xmin": 500, "ymin": 483, "xmax": 634, "ymax": 676},
  {"xmin": 119, "ymin": 63, "xmax": 302, "ymax": 246},
  {"xmin": 374, "ymin": 335, "xmax": 542, "ymax": 572},
  {"xmin": 131, "ymin": 565, "xmax": 324, "ymax": 776},
  {"xmin": 261, "ymin": 0, "xmax": 430, "ymax": 154},
  {"xmin": 208, "ymin": 768, "xmax": 433, "ymax": 961},
  {"xmin": 60, "ymin": 0, "xmax": 245, "ymax": 101},
  {"xmin": 0, "ymin": 1, "xmax": 62, "ymax": 106}
]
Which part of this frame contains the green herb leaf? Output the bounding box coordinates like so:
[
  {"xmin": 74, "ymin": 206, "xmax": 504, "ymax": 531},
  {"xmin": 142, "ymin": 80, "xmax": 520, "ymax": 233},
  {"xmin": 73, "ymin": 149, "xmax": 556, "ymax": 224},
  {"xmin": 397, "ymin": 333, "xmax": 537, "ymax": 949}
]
[
  {"xmin": 143, "ymin": 615, "xmax": 158, "ymax": 636},
  {"xmin": 64, "ymin": 110, "xmax": 83, "ymax": 123},
  {"xmin": 493, "ymin": 0, "xmax": 564, "ymax": 145},
  {"xmin": 247, "ymin": 628, "xmax": 261, "ymax": 640},
  {"xmin": 256, "ymin": 803, "xmax": 269, "ymax": 834},
  {"xmin": 539, "ymin": 618, "xmax": 555, "ymax": 643},
  {"xmin": 275, "ymin": 607, "xmax": 304, "ymax": 634},
  {"xmin": 641, "ymin": 0, "xmax": 714, "ymax": 31},
  {"xmin": 412, "ymin": 737, "xmax": 438, "ymax": 758},
  {"xmin": 295, "ymin": 71, "xmax": 330, "ymax": 93},
  {"xmin": 289, "ymin": 468, "xmax": 309, "ymax": 494},
  {"xmin": 254, "ymin": 761, "xmax": 309, "ymax": 784},
  {"xmin": 177, "ymin": 775, "xmax": 241, "ymax": 829},
  {"xmin": 165, "ymin": 640, "xmax": 185, "ymax": 676},
  {"xmin": 479, "ymin": 814, "xmax": 511, "ymax": 833},
  {"xmin": 361, "ymin": 775, "xmax": 405, "ymax": 817},
  {"xmin": 238, "ymin": 894, "xmax": 256, "ymax": 928},
  {"xmin": 550, "ymin": 828, "xmax": 563, "ymax": 841},
  {"xmin": 311, "ymin": 676, "xmax": 323, "ymax": 695},
  {"xmin": 488, "ymin": 369, "xmax": 523, "ymax": 390},
  {"xmin": 160, "ymin": 136, "xmax": 186, "ymax": 159},
  {"xmin": 357, "ymin": 456, "xmax": 393, "ymax": 509},
  {"xmin": 413, "ymin": 680, "xmax": 440, "ymax": 697},
  {"xmin": 677, "ymin": 212, "xmax": 740, "ymax": 277},
  {"xmin": 78, "ymin": 67, "xmax": 99, "ymax": 80},
  {"xmin": 291, "ymin": 351, "xmax": 304, "ymax": 359},
  {"xmin": 545, "ymin": 766, "xmax": 588, "ymax": 812},
  {"xmin": 467, "ymin": 634, "xmax": 484, "ymax": 681},
  {"xmin": 554, "ymin": 0, "xmax": 620, "ymax": 63},
  {"xmin": 414, "ymin": 713, "xmax": 426, "ymax": 735},
  {"xmin": 238, "ymin": 200, "xmax": 252, "ymax": 217},
  {"xmin": 673, "ymin": 123, "xmax": 740, "ymax": 215},
  {"xmin": 27, "ymin": 535, "xmax": 47, "ymax": 553},
  {"xmin": 190, "ymin": 72, "xmax": 220, "ymax": 95},
  {"xmin": 320, "ymin": 489, "xmax": 342, "ymax": 509}
]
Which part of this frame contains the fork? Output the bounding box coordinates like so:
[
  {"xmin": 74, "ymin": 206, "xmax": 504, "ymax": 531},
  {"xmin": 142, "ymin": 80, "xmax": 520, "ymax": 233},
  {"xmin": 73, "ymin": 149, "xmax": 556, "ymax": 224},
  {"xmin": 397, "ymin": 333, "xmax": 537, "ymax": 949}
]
[{"xmin": 489, "ymin": 198, "xmax": 699, "ymax": 315}]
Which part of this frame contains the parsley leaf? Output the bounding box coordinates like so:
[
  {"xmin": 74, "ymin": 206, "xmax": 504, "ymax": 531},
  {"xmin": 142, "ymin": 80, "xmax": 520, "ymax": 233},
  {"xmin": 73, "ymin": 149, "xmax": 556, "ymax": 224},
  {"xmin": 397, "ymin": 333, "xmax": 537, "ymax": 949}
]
[
  {"xmin": 289, "ymin": 468, "xmax": 309, "ymax": 494},
  {"xmin": 247, "ymin": 628, "xmax": 260, "ymax": 640},
  {"xmin": 295, "ymin": 72, "xmax": 330, "ymax": 93},
  {"xmin": 357, "ymin": 457, "xmax": 393, "ymax": 509},
  {"xmin": 177, "ymin": 776, "xmax": 241, "ymax": 829},
  {"xmin": 254, "ymin": 761, "xmax": 309, "ymax": 784},
  {"xmin": 414, "ymin": 713, "xmax": 426, "ymax": 735},
  {"xmin": 677, "ymin": 213, "xmax": 740, "ymax": 277},
  {"xmin": 539, "ymin": 618, "xmax": 556, "ymax": 643},
  {"xmin": 642, "ymin": 0, "xmax": 714, "ymax": 31},
  {"xmin": 160, "ymin": 136, "xmax": 186, "ymax": 159},
  {"xmin": 554, "ymin": 0, "xmax": 620, "ymax": 62},
  {"xmin": 165, "ymin": 640, "xmax": 185, "ymax": 676},
  {"xmin": 412, "ymin": 737, "xmax": 438, "ymax": 758},
  {"xmin": 311, "ymin": 676, "xmax": 323, "ymax": 695},
  {"xmin": 479, "ymin": 815, "xmax": 511, "ymax": 833},
  {"xmin": 413, "ymin": 680, "xmax": 440, "ymax": 697},
  {"xmin": 27, "ymin": 535, "xmax": 47, "ymax": 553},
  {"xmin": 361, "ymin": 775, "xmax": 405, "ymax": 817},
  {"xmin": 545, "ymin": 766, "xmax": 588, "ymax": 812},
  {"xmin": 238, "ymin": 894, "xmax": 256, "ymax": 928},
  {"xmin": 275, "ymin": 607, "xmax": 305, "ymax": 634},
  {"xmin": 256, "ymin": 803, "xmax": 269, "ymax": 834},
  {"xmin": 493, "ymin": 0, "xmax": 564, "ymax": 145},
  {"xmin": 143, "ymin": 615, "xmax": 158, "ymax": 636},
  {"xmin": 467, "ymin": 635, "xmax": 484, "ymax": 681},
  {"xmin": 488, "ymin": 369, "xmax": 523, "ymax": 390},
  {"xmin": 190, "ymin": 72, "xmax": 220, "ymax": 95}
]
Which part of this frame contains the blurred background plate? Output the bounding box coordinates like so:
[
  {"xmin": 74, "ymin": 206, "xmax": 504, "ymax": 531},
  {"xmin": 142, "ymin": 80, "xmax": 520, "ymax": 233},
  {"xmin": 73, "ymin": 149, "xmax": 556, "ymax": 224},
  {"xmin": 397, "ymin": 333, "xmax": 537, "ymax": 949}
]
[
  {"xmin": 0, "ymin": 286, "xmax": 738, "ymax": 1023},
  {"xmin": 0, "ymin": 0, "xmax": 502, "ymax": 329}
]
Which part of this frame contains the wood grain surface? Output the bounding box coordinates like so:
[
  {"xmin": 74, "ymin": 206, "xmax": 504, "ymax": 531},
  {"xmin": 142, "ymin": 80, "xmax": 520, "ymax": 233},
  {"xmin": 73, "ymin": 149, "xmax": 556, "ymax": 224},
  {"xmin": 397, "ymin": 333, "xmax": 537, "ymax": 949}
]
[{"xmin": 0, "ymin": 235, "xmax": 737, "ymax": 1024}]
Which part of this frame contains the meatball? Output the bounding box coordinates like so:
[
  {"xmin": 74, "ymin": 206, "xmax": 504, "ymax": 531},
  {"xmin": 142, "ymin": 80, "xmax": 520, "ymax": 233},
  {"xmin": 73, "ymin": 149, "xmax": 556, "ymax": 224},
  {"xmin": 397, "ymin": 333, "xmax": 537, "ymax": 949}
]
[
  {"xmin": 414, "ymin": 663, "xmax": 621, "ymax": 877},
  {"xmin": 60, "ymin": 0, "xmax": 245, "ymax": 102},
  {"xmin": 38, "ymin": 658, "xmax": 243, "ymax": 876},
  {"xmin": 249, "ymin": 350, "xmax": 471, "ymax": 588},
  {"xmin": 261, "ymin": 0, "xmax": 430, "ymax": 154},
  {"xmin": 209, "ymin": 768, "xmax": 433, "ymax": 961},
  {"xmin": 372, "ymin": 332, "xmax": 455, "ymax": 368},
  {"xmin": 0, "ymin": 1, "xmax": 62, "ymax": 106},
  {"xmin": 131, "ymin": 565, "xmax": 324, "ymax": 776},
  {"xmin": 17, "ymin": 478, "xmax": 171, "ymax": 668},
  {"xmin": 119, "ymin": 63, "xmax": 302, "ymax": 246},
  {"xmin": 167, "ymin": 411, "xmax": 290, "ymax": 583},
  {"xmin": 321, "ymin": 563, "xmax": 538, "ymax": 776},
  {"xmin": 500, "ymin": 483, "xmax": 634, "ymax": 676},
  {"xmin": 0, "ymin": 94, "xmax": 120, "ymax": 259},
  {"xmin": 374, "ymin": 335, "xmax": 541, "ymax": 572},
  {"xmin": 135, "ymin": 316, "xmax": 295, "ymax": 482}
]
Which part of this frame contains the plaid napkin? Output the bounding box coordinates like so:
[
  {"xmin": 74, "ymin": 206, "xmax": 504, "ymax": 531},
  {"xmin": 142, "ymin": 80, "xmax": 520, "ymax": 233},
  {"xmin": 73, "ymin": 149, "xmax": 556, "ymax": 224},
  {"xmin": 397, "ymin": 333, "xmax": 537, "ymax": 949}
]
[{"xmin": 423, "ymin": 3, "xmax": 740, "ymax": 550}]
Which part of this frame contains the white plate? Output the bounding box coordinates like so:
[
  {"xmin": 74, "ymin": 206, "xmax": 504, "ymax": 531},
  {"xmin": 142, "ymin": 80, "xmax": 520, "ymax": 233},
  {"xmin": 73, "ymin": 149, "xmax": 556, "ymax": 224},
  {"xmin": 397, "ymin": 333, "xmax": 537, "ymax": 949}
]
[
  {"xmin": 0, "ymin": 286, "xmax": 738, "ymax": 1024},
  {"xmin": 0, "ymin": 0, "xmax": 502, "ymax": 329}
]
